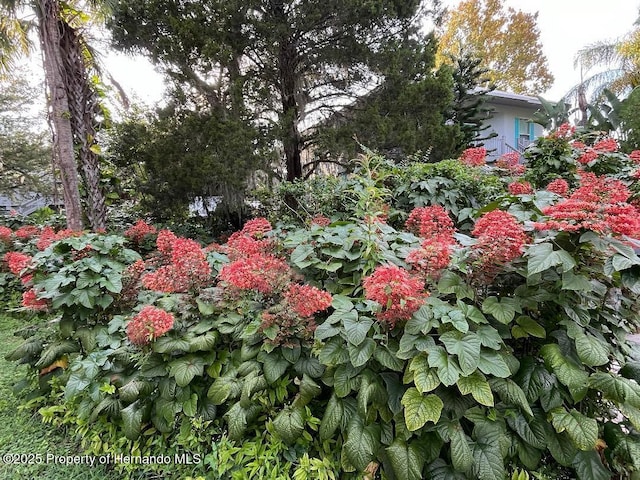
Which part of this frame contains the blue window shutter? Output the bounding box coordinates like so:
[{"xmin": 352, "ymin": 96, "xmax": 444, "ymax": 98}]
[
  {"xmin": 529, "ymin": 122, "xmax": 535, "ymax": 140},
  {"xmin": 514, "ymin": 118, "xmax": 519, "ymax": 146}
]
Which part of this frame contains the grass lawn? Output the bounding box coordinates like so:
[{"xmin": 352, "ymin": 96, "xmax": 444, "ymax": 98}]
[{"xmin": 0, "ymin": 313, "xmax": 120, "ymax": 480}]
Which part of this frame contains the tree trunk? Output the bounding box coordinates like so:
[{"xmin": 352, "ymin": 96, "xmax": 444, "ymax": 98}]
[
  {"xmin": 60, "ymin": 21, "xmax": 107, "ymax": 231},
  {"xmin": 37, "ymin": 0, "xmax": 84, "ymax": 231}
]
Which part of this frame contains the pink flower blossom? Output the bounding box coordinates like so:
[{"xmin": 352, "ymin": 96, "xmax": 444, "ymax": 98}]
[{"xmin": 126, "ymin": 306, "xmax": 175, "ymax": 346}]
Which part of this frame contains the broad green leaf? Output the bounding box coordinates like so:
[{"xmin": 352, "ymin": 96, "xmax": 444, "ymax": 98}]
[
  {"xmin": 505, "ymin": 412, "xmax": 546, "ymax": 450},
  {"xmin": 589, "ymin": 372, "xmax": 640, "ymax": 408},
  {"xmin": 540, "ymin": 344, "xmax": 588, "ymax": 401},
  {"xmin": 458, "ymin": 301, "xmax": 488, "ymax": 325},
  {"xmin": 481, "ymin": 297, "xmax": 519, "ymax": 324},
  {"xmin": 348, "ymin": 338, "xmax": 376, "ymax": 367},
  {"xmin": 402, "ymin": 388, "xmax": 443, "ymax": 431},
  {"xmin": 343, "ymin": 315, "xmax": 373, "ymax": 346},
  {"xmin": 405, "ymin": 305, "xmax": 438, "ymax": 335},
  {"xmin": 183, "ymin": 393, "xmax": 198, "ymax": 417},
  {"xmin": 290, "ymin": 244, "xmax": 315, "ymax": 268},
  {"xmin": 428, "ymin": 346, "xmax": 461, "ymax": 386},
  {"xmin": 513, "ymin": 316, "xmax": 546, "ymax": 339},
  {"xmin": 373, "ymin": 344, "xmax": 404, "ymax": 372},
  {"xmin": 343, "ymin": 415, "xmax": 380, "ymax": 471},
  {"xmin": 544, "ymin": 423, "xmax": 578, "ymax": 467},
  {"xmin": 320, "ymin": 394, "xmax": 343, "ymax": 441},
  {"xmin": 457, "ymin": 371, "xmax": 494, "ymax": 407},
  {"xmin": 315, "ymin": 320, "xmax": 341, "ymax": 340},
  {"xmin": 225, "ymin": 403, "xmax": 248, "ymax": 441},
  {"xmin": 437, "ymin": 271, "xmax": 474, "ymax": 299},
  {"xmin": 561, "ymin": 271, "xmax": 592, "ymax": 291},
  {"xmin": 477, "ymin": 350, "xmax": 512, "ymax": 378},
  {"xmin": 472, "ymin": 442, "xmax": 504, "ymax": 480},
  {"xmin": 153, "ymin": 335, "xmax": 191, "ymax": 354},
  {"xmin": 207, "ymin": 379, "xmax": 232, "ymax": 405},
  {"xmin": 450, "ymin": 427, "xmax": 473, "ymax": 473},
  {"xmin": 318, "ymin": 337, "xmax": 349, "ymax": 366},
  {"xmin": 575, "ymin": 334, "xmax": 609, "ymax": 367},
  {"xmin": 489, "ymin": 378, "xmax": 533, "ymax": 417},
  {"xmin": 169, "ymin": 356, "xmax": 205, "ymax": 387},
  {"xmin": 331, "ymin": 295, "xmax": 354, "ymax": 312},
  {"xmin": 121, "ymin": 401, "xmax": 143, "ymax": 440},
  {"xmin": 475, "ymin": 326, "xmax": 503, "ymax": 350},
  {"xmin": 386, "ymin": 439, "xmax": 425, "ymax": 480},
  {"xmin": 572, "ymin": 450, "xmax": 612, "ymax": 480},
  {"xmin": 551, "ymin": 408, "xmax": 598, "ymax": 450},
  {"xmin": 409, "ymin": 355, "xmax": 440, "ymax": 393},
  {"xmin": 427, "ymin": 459, "xmax": 467, "ymax": 480},
  {"xmin": 273, "ymin": 406, "xmax": 305, "ymax": 445},
  {"xmin": 527, "ymin": 243, "xmax": 576, "ymax": 275},
  {"xmin": 294, "ymin": 356, "xmax": 325, "ymax": 378},
  {"xmin": 440, "ymin": 332, "xmax": 481, "ymax": 376}
]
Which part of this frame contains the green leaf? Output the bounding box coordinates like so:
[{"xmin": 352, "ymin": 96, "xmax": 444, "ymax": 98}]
[
  {"xmin": 373, "ymin": 344, "xmax": 404, "ymax": 372},
  {"xmin": 481, "ymin": 297, "xmax": 519, "ymax": 324},
  {"xmin": 489, "ymin": 378, "xmax": 533, "ymax": 417},
  {"xmin": 472, "ymin": 442, "xmax": 504, "ymax": 480},
  {"xmin": 343, "ymin": 314, "xmax": 372, "ymax": 346},
  {"xmin": 348, "ymin": 338, "xmax": 376, "ymax": 368},
  {"xmin": 402, "ymin": 388, "xmax": 443, "ymax": 431},
  {"xmin": 450, "ymin": 427, "xmax": 473, "ymax": 473},
  {"xmin": 513, "ymin": 316, "xmax": 546, "ymax": 339},
  {"xmin": 544, "ymin": 425, "xmax": 578, "ymax": 467},
  {"xmin": 541, "ymin": 344, "xmax": 588, "ymax": 401},
  {"xmin": 319, "ymin": 337, "xmax": 349, "ymax": 366},
  {"xmin": 506, "ymin": 412, "xmax": 546, "ymax": 450},
  {"xmin": 475, "ymin": 326, "xmax": 503, "ymax": 350},
  {"xmin": 428, "ymin": 346, "xmax": 461, "ymax": 386},
  {"xmin": 121, "ymin": 401, "xmax": 143, "ymax": 440},
  {"xmin": 440, "ymin": 332, "xmax": 481, "ymax": 376},
  {"xmin": 343, "ymin": 415, "xmax": 379, "ymax": 471},
  {"xmin": 572, "ymin": 450, "xmax": 611, "ymax": 480},
  {"xmin": 561, "ymin": 271, "xmax": 593, "ymax": 291},
  {"xmin": 290, "ymin": 244, "xmax": 315, "ymax": 268},
  {"xmin": 261, "ymin": 353, "xmax": 290, "ymax": 383},
  {"xmin": 386, "ymin": 439, "xmax": 425, "ymax": 480},
  {"xmin": 477, "ymin": 350, "xmax": 512, "ymax": 378},
  {"xmin": 589, "ymin": 372, "xmax": 640, "ymax": 408},
  {"xmin": 551, "ymin": 408, "xmax": 598, "ymax": 450},
  {"xmin": 457, "ymin": 371, "xmax": 494, "ymax": 407},
  {"xmin": 575, "ymin": 334, "xmax": 609, "ymax": 367},
  {"xmin": 437, "ymin": 271, "xmax": 474, "ymax": 299},
  {"xmin": 409, "ymin": 355, "xmax": 440, "ymax": 393},
  {"xmin": 273, "ymin": 406, "xmax": 305, "ymax": 445},
  {"xmin": 527, "ymin": 243, "xmax": 576, "ymax": 275},
  {"xmin": 183, "ymin": 393, "xmax": 198, "ymax": 417},
  {"xmin": 320, "ymin": 394, "xmax": 343, "ymax": 441},
  {"xmin": 169, "ymin": 355, "xmax": 205, "ymax": 387}
]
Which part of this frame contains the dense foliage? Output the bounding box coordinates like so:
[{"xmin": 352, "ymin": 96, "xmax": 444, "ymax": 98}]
[{"xmin": 2, "ymin": 131, "xmax": 640, "ymax": 479}]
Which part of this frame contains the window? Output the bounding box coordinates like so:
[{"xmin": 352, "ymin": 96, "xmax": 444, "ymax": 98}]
[{"xmin": 515, "ymin": 118, "xmax": 535, "ymax": 150}]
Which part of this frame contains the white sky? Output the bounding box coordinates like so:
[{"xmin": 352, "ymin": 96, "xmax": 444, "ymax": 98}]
[{"xmin": 102, "ymin": 1, "xmax": 639, "ymax": 105}]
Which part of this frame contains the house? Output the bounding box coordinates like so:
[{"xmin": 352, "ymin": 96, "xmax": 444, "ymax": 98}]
[
  {"xmin": 0, "ymin": 193, "xmax": 59, "ymax": 217},
  {"xmin": 477, "ymin": 90, "xmax": 546, "ymax": 159}
]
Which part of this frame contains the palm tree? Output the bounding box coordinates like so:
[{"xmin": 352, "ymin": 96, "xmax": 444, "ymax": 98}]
[
  {"xmin": 0, "ymin": 0, "xmax": 109, "ymax": 231},
  {"xmin": 565, "ymin": 7, "xmax": 640, "ymax": 124}
]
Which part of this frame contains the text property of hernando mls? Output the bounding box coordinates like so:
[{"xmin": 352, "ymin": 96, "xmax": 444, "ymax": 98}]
[{"xmin": 1, "ymin": 452, "xmax": 202, "ymax": 466}]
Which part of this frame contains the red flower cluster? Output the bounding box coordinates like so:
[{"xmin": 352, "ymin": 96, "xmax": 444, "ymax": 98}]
[
  {"xmin": 241, "ymin": 218, "xmax": 272, "ymax": 238},
  {"xmin": 460, "ymin": 147, "xmax": 487, "ymax": 167},
  {"xmin": 363, "ymin": 264, "xmax": 427, "ymax": 327},
  {"xmin": 126, "ymin": 305, "xmax": 175, "ymax": 346},
  {"xmin": 546, "ymin": 178, "xmax": 569, "ymax": 196},
  {"xmin": 4, "ymin": 251, "xmax": 32, "ymax": 276},
  {"xmin": 14, "ymin": 225, "xmax": 40, "ymax": 240},
  {"xmin": 310, "ymin": 215, "xmax": 331, "ymax": 227},
  {"xmin": 22, "ymin": 289, "xmax": 48, "ymax": 311},
  {"xmin": 0, "ymin": 226, "xmax": 11, "ymax": 244},
  {"xmin": 472, "ymin": 210, "xmax": 528, "ymax": 266},
  {"xmin": 577, "ymin": 148, "xmax": 598, "ymax": 165},
  {"xmin": 593, "ymin": 137, "xmax": 618, "ymax": 153},
  {"xmin": 219, "ymin": 254, "xmax": 291, "ymax": 294},
  {"xmin": 405, "ymin": 205, "xmax": 455, "ymax": 241},
  {"xmin": 508, "ymin": 181, "xmax": 533, "ymax": 195},
  {"xmin": 495, "ymin": 152, "xmax": 525, "ymax": 174},
  {"xmin": 283, "ymin": 283, "xmax": 333, "ymax": 317},
  {"xmin": 156, "ymin": 230, "xmax": 178, "ymax": 256},
  {"xmin": 142, "ymin": 237, "xmax": 211, "ymax": 293},
  {"xmin": 406, "ymin": 239, "xmax": 452, "ymax": 280},
  {"xmin": 552, "ymin": 123, "xmax": 576, "ymax": 138},
  {"xmin": 36, "ymin": 227, "xmax": 79, "ymax": 251},
  {"xmin": 630, "ymin": 150, "xmax": 640, "ymax": 163},
  {"xmin": 535, "ymin": 173, "xmax": 640, "ymax": 236},
  {"xmin": 124, "ymin": 220, "xmax": 157, "ymax": 244}
]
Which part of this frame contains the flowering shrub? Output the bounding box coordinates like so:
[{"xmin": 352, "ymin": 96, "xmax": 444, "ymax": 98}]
[
  {"xmin": 123, "ymin": 219, "xmax": 157, "ymax": 244},
  {"xmin": 126, "ymin": 305, "xmax": 175, "ymax": 345},
  {"xmin": 459, "ymin": 146, "xmax": 487, "ymax": 166},
  {"xmin": 363, "ymin": 264, "xmax": 427, "ymax": 327},
  {"xmin": 508, "ymin": 181, "xmax": 533, "ymax": 195},
  {"xmin": 4, "ymin": 145, "xmax": 640, "ymax": 480},
  {"xmin": 0, "ymin": 226, "xmax": 12, "ymax": 245}
]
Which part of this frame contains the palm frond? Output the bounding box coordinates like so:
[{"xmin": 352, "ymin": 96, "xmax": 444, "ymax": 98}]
[
  {"xmin": 0, "ymin": 16, "xmax": 33, "ymax": 75},
  {"xmin": 574, "ymin": 40, "xmax": 624, "ymax": 72}
]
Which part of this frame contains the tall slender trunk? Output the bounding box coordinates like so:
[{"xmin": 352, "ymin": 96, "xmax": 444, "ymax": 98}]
[
  {"xmin": 37, "ymin": 0, "xmax": 83, "ymax": 230},
  {"xmin": 60, "ymin": 22, "xmax": 106, "ymax": 231}
]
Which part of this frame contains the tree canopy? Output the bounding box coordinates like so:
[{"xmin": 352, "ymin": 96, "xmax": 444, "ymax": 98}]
[
  {"xmin": 436, "ymin": 0, "xmax": 553, "ymax": 95},
  {"xmin": 107, "ymin": 0, "xmax": 456, "ymax": 184}
]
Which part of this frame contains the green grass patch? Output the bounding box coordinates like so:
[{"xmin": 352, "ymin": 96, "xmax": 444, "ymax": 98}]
[{"xmin": 0, "ymin": 314, "xmax": 120, "ymax": 480}]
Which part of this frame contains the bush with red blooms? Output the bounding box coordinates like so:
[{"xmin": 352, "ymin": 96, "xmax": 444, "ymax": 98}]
[
  {"xmin": 0, "ymin": 226, "xmax": 12, "ymax": 245},
  {"xmin": 283, "ymin": 283, "xmax": 333, "ymax": 318},
  {"xmin": 471, "ymin": 210, "xmax": 528, "ymax": 270},
  {"xmin": 22, "ymin": 288, "xmax": 48, "ymax": 311},
  {"xmin": 219, "ymin": 253, "xmax": 291, "ymax": 294},
  {"xmin": 13, "ymin": 225, "xmax": 40, "ymax": 240},
  {"xmin": 630, "ymin": 150, "xmax": 640, "ymax": 163},
  {"xmin": 124, "ymin": 220, "xmax": 157, "ymax": 244},
  {"xmin": 363, "ymin": 264, "xmax": 427, "ymax": 327},
  {"xmin": 508, "ymin": 181, "xmax": 533, "ymax": 195},
  {"xmin": 459, "ymin": 146, "xmax": 487, "ymax": 167},
  {"xmin": 404, "ymin": 205, "xmax": 455, "ymax": 240},
  {"xmin": 545, "ymin": 178, "xmax": 569, "ymax": 196},
  {"xmin": 126, "ymin": 305, "xmax": 175, "ymax": 345}
]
